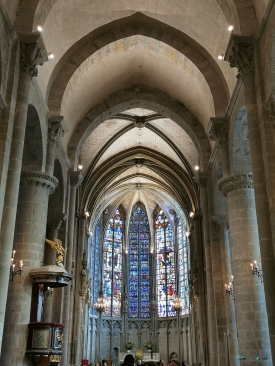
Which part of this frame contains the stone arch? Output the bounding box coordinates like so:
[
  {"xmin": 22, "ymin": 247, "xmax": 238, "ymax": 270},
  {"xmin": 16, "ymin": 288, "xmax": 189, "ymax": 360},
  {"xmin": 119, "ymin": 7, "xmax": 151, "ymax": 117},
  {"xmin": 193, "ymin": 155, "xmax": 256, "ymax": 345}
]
[
  {"xmin": 22, "ymin": 104, "xmax": 43, "ymax": 171},
  {"xmin": 68, "ymin": 85, "xmax": 211, "ymax": 172},
  {"xmin": 47, "ymin": 13, "xmax": 229, "ymax": 117},
  {"xmin": 232, "ymin": 106, "xmax": 252, "ymax": 174},
  {"xmin": 14, "ymin": 0, "xmax": 259, "ymax": 36}
]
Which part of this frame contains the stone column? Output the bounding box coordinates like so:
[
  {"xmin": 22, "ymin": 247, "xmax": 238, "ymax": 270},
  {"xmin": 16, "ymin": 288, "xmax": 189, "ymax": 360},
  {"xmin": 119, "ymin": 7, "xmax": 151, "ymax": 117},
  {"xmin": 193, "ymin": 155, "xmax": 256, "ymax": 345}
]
[
  {"xmin": 0, "ymin": 34, "xmax": 47, "ymax": 353},
  {"xmin": 209, "ymin": 118, "xmax": 230, "ymax": 177},
  {"xmin": 72, "ymin": 217, "xmax": 87, "ymax": 365},
  {"xmin": 61, "ymin": 171, "xmax": 83, "ymax": 366},
  {"xmin": 218, "ymin": 174, "xmax": 272, "ymax": 364},
  {"xmin": 0, "ymin": 171, "xmax": 58, "ymax": 366},
  {"xmin": 198, "ymin": 173, "xmax": 218, "ymax": 366},
  {"xmin": 193, "ymin": 216, "xmax": 207, "ymax": 366},
  {"xmin": 211, "ymin": 216, "xmax": 239, "ymax": 366},
  {"xmin": 45, "ymin": 117, "xmax": 63, "ymax": 175},
  {"xmin": 225, "ymin": 35, "xmax": 275, "ymax": 363}
]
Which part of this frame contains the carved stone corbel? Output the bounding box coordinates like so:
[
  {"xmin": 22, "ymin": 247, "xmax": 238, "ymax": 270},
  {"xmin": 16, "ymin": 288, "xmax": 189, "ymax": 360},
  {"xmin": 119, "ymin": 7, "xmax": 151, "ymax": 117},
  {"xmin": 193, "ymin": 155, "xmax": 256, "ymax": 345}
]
[{"xmin": 224, "ymin": 35, "xmax": 254, "ymax": 80}]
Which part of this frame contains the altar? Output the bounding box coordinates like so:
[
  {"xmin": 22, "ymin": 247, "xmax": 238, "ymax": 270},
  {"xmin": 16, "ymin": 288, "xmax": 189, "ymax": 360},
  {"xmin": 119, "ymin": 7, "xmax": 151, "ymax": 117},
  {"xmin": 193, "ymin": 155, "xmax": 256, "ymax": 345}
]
[{"xmin": 119, "ymin": 352, "xmax": 160, "ymax": 363}]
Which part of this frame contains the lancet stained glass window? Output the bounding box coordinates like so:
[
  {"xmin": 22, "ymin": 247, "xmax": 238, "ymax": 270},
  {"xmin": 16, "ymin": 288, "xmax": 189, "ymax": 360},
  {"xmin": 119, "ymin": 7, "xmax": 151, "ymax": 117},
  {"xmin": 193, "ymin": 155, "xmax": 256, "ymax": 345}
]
[
  {"xmin": 103, "ymin": 208, "xmax": 123, "ymax": 317},
  {"xmin": 156, "ymin": 210, "xmax": 176, "ymax": 317},
  {"xmin": 128, "ymin": 204, "xmax": 150, "ymax": 318},
  {"xmin": 178, "ymin": 220, "xmax": 189, "ymax": 315}
]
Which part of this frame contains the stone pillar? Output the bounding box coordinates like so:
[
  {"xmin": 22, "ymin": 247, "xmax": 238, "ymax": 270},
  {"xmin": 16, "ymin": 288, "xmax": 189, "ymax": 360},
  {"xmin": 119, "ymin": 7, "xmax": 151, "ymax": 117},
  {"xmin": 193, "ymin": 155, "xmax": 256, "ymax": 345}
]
[
  {"xmin": 72, "ymin": 217, "xmax": 87, "ymax": 365},
  {"xmin": 193, "ymin": 216, "xmax": 207, "ymax": 366},
  {"xmin": 209, "ymin": 118, "xmax": 230, "ymax": 177},
  {"xmin": 0, "ymin": 171, "xmax": 58, "ymax": 366},
  {"xmin": 225, "ymin": 35, "xmax": 275, "ymax": 363},
  {"xmin": 198, "ymin": 173, "xmax": 218, "ymax": 365},
  {"xmin": 218, "ymin": 174, "xmax": 272, "ymax": 364},
  {"xmin": 211, "ymin": 216, "xmax": 239, "ymax": 366},
  {"xmin": 45, "ymin": 117, "xmax": 63, "ymax": 175},
  {"xmin": 0, "ymin": 34, "xmax": 47, "ymax": 353},
  {"xmin": 61, "ymin": 171, "xmax": 83, "ymax": 366}
]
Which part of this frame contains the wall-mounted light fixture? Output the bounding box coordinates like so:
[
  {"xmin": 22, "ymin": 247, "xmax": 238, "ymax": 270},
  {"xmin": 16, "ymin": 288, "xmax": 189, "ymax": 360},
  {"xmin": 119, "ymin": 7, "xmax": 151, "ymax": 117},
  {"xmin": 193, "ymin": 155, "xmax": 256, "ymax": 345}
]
[
  {"xmin": 10, "ymin": 250, "xmax": 23, "ymax": 282},
  {"xmin": 250, "ymin": 261, "xmax": 263, "ymax": 283},
  {"xmin": 225, "ymin": 276, "xmax": 234, "ymax": 298}
]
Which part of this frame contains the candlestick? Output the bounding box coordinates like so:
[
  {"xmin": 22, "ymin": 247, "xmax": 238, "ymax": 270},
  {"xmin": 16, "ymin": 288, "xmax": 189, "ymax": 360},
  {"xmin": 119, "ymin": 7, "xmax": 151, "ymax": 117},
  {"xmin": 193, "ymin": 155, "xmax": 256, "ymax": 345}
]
[{"xmin": 250, "ymin": 260, "xmax": 263, "ymax": 283}]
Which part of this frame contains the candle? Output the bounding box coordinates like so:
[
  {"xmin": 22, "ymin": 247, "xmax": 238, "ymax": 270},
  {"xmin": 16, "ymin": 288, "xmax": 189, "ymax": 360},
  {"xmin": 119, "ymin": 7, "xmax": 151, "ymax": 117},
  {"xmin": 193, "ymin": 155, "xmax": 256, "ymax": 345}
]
[
  {"xmin": 10, "ymin": 258, "xmax": 14, "ymax": 265},
  {"xmin": 231, "ymin": 275, "xmax": 234, "ymax": 281},
  {"xmin": 250, "ymin": 263, "xmax": 253, "ymax": 268},
  {"xmin": 12, "ymin": 250, "xmax": 15, "ymax": 258},
  {"xmin": 12, "ymin": 264, "xmax": 15, "ymax": 272},
  {"xmin": 20, "ymin": 261, "xmax": 23, "ymax": 268}
]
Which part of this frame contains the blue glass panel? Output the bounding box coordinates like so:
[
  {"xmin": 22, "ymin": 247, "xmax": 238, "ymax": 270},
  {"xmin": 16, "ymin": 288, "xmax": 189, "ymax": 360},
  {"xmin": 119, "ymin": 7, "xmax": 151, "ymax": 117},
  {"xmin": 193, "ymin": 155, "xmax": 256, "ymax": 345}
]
[
  {"xmin": 178, "ymin": 221, "xmax": 189, "ymax": 315},
  {"xmin": 103, "ymin": 209, "xmax": 123, "ymax": 317},
  {"xmin": 129, "ymin": 204, "xmax": 150, "ymax": 318},
  {"xmin": 156, "ymin": 210, "xmax": 176, "ymax": 317}
]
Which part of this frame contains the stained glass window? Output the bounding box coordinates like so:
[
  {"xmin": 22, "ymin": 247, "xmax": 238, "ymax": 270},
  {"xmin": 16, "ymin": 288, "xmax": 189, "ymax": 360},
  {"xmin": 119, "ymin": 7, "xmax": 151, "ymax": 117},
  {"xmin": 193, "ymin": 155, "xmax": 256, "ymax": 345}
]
[
  {"xmin": 90, "ymin": 220, "xmax": 100, "ymax": 315},
  {"xmin": 128, "ymin": 204, "xmax": 150, "ymax": 318},
  {"xmin": 103, "ymin": 208, "xmax": 123, "ymax": 317},
  {"xmin": 178, "ymin": 220, "xmax": 189, "ymax": 315},
  {"xmin": 156, "ymin": 210, "xmax": 176, "ymax": 317}
]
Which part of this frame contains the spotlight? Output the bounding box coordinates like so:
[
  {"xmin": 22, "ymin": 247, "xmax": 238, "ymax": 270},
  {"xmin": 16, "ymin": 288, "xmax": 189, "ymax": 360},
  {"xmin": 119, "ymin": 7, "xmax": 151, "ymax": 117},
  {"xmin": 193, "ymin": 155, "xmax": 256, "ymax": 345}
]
[
  {"xmin": 228, "ymin": 25, "xmax": 234, "ymax": 32},
  {"xmin": 78, "ymin": 164, "xmax": 83, "ymax": 170},
  {"xmin": 48, "ymin": 53, "xmax": 54, "ymax": 59},
  {"xmin": 218, "ymin": 54, "xmax": 224, "ymax": 60},
  {"xmin": 194, "ymin": 165, "xmax": 200, "ymax": 171},
  {"xmin": 84, "ymin": 211, "xmax": 90, "ymax": 218},
  {"xmin": 190, "ymin": 212, "xmax": 195, "ymax": 218},
  {"xmin": 37, "ymin": 25, "xmax": 43, "ymax": 32},
  {"xmin": 185, "ymin": 231, "xmax": 191, "ymax": 237}
]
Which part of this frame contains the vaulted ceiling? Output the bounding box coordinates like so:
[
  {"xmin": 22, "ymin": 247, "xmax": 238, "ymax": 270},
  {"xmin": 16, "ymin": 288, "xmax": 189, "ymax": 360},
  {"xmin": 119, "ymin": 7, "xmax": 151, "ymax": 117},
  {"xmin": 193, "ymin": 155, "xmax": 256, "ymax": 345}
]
[{"xmin": 6, "ymin": 0, "xmax": 265, "ymax": 223}]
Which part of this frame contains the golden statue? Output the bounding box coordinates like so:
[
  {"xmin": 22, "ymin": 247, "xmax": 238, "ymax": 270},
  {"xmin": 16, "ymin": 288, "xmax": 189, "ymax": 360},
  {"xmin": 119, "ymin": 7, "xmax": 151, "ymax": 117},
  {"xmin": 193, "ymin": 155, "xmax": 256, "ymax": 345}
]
[{"xmin": 45, "ymin": 238, "xmax": 66, "ymax": 266}]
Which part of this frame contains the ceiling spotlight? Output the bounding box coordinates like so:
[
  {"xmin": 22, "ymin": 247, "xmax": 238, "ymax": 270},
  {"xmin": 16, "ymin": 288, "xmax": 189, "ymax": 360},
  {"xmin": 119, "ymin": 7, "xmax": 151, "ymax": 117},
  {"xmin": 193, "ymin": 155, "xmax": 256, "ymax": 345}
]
[
  {"xmin": 186, "ymin": 231, "xmax": 191, "ymax": 237},
  {"xmin": 125, "ymin": 250, "xmax": 128, "ymax": 254},
  {"xmin": 228, "ymin": 25, "xmax": 234, "ymax": 32},
  {"xmin": 84, "ymin": 211, "xmax": 90, "ymax": 218},
  {"xmin": 194, "ymin": 165, "xmax": 200, "ymax": 171},
  {"xmin": 78, "ymin": 164, "xmax": 83, "ymax": 170},
  {"xmin": 218, "ymin": 54, "xmax": 224, "ymax": 60},
  {"xmin": 190, "ymin": 212, "xmax": 195, "ymax": 218},
  {"xmin": 37, "ymin": 25, "xmax": 43, "ymax": 32},
  {"xmin": 48, "ymin": 53, "xmax": 54, "ymax": 59}
]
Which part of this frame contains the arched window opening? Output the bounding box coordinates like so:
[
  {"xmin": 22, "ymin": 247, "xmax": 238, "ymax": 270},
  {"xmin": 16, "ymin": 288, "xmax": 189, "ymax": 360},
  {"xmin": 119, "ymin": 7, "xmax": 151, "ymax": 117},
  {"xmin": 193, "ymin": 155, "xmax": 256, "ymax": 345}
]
[
  {"xmin": 156, "ymin": 210, "xmax": 176, "ymax": 317},
  {"xmin": 178, "ymin": 220, "xmax": 189, "ymax": 315},
  {"xmin": 128, "ymin": 204, "xmax": 150, "ymax": 318},
  {"xmin": 103, "ymin": 208, "xmax": 123, "ymax": 317}
]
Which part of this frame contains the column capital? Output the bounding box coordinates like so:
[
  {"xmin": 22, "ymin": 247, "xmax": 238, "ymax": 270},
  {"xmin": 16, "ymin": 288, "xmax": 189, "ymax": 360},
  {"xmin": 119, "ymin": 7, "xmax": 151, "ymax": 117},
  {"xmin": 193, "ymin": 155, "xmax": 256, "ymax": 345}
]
[
  {"xmin": 224, "ymin": 35, "xmax": 254, "ymax": 80},
  {"xmin": 209, "ymin": 117, "xmax": 228, "ymax": 147},
  {"xmin": 70, "ymin": 171, "xmax": 83, "ymax": 187},
  {"xmin": 48, "ymin": 117, "xmax": 64, "ymax": 148},
  {"xmin": 211, "ymin": 215, "xmax": 229, "ymax": 231},
  {"xmin": 20, "ymin": 171, "xmax": 58, "ymax": 194},
  {"xmin": 218, "ymin": 173, "xmax": 253, "ymax": 197},
  {"xmin": 19, "ymin": 33, "xmax": 48, "ymax": 78}
]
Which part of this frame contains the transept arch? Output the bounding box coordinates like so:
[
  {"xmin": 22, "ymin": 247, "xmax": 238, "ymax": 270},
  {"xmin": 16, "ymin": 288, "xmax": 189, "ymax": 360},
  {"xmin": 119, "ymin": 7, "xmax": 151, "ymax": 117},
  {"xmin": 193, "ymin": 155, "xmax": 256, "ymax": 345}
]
[
  {"xmin": 46, "ymin": 13, "xmax": 230, "ymax": 117},
  {"xmin": 67, "ymin": 87, "xmax": 211, "ymax": 171}
]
